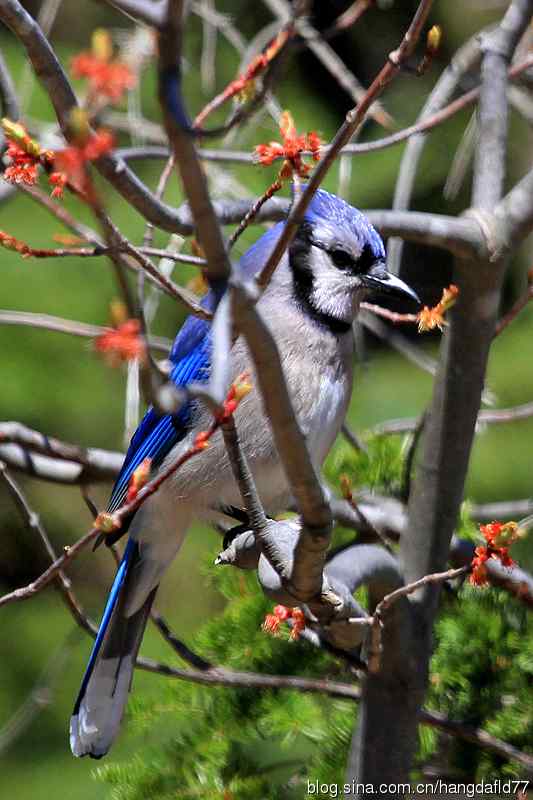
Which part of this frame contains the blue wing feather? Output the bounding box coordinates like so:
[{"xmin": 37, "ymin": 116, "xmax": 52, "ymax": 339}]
[
  {"xmin": 106, "ymin": 281, "xmax": 226, "ymax": 517},
  {"xmin": 107, "ymin": 334, "xmax": 211, "ymax": 514}
]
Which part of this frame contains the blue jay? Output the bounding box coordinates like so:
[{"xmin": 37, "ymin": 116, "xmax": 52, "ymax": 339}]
[{"xmin": 70, "ymin": 188, "xmax": 418, "ymax": 758}]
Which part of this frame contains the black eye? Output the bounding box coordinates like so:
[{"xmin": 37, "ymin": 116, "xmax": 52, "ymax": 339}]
[
  {"xmin": 330, "ymin": 249, "xmax": 354, "ymax": 270},
  {"xmin": 357, "ymin": 244, "xmax": 377, "ymax": 274}
]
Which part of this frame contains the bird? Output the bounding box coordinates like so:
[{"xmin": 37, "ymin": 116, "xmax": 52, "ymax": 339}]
[{"xmin": 70, "ymin": 188, "xmax": 419, "ymax": 758}]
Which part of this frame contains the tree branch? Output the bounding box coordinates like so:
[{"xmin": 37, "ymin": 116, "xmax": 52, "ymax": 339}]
[
  {"xmin": 230, "ymin": 279, "xmax": 333, "ymax": 606},
  {"xmin": 157, "ymin": 0, "xmax": 231, "ymax": 286},
  {"xmin": 473, "ymin": 0, "xmax": 532, "ymax": 209},
  {"xmin": 0, "ymin": 310, "xmax": 171, "ymax": 353},
  {"xmin": 388, "ymin": 31, "xmax": 482, "ymax": 274},
  {"xmin": 263, "ymin": 0, "xmax": 392, "ymax": 128},
  {"xmin": 93, "ymin": 0, "xmax": 166, "ymax": 28}
]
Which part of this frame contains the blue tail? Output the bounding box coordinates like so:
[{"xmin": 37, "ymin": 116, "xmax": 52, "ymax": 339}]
[{"xmin": 70, "ymin": 539, "xmax": 155, "ymax": 758}]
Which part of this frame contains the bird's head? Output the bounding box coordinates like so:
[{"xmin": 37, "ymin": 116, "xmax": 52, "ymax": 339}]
[{"xmin": 287, "ymin": 189, "xmax": 419, "ymax": 334}]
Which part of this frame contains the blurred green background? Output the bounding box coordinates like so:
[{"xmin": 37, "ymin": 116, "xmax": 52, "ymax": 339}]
[{"xmin": 1, "ymin": 1, "xmax": 532, "ymax": 797}]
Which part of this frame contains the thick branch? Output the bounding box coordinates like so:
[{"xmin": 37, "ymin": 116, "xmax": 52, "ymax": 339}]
[
  {"xmin": 388, "ymin": 32, "xmax": 482, "ymax": 274},
  {"xmin": 404, "ymin": 0, "xmax": 533, "ymax": 609},
  {"xmin": 0, "ymin": 441, "xmax": 123, "ymax": 484},
  {"xmin": 157, "ymin": 0, "xmax": 231, "ymax": 285},
  {"xmin": 231, "ymin": 280, "xmax": 332, "ymax": 604},
  {"xmin": 0, "ymin": 422, "xmax": 124, "ymax": 474},
  {"xmin": 473, "ymin": 0, "xmax": 533, "ymax": 209}
]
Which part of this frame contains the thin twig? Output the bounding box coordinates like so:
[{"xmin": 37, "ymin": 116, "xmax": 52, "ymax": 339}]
[
  {"xmin": 0, "ymin": 461, "xmax": 99, "ymax": 635},
  {"xmin": 0, "ymin": 395, "xmax": 245, "ymax": 607},
  {"xmin": 0, "ymin": 638, "xmax": 74, "ymax": 755},
  {"xmin": 0, "ymin": 526, "xmax": 101, "ymax": 608},
  {"xmin": 420, "ymin": 708, "xmax": 533, "ymax": 772},
  {"xmin": 359, "ymin": 310, "xmax": 437, "ymax": 377},
  {"xmin": 263, "ymin": 0, "xmax": 393, "ymax": 128},
  {"xmin": 388, "ymin": 31, "xmax": 482, "ymax": 274},
  {"xmin": 359, "ymin": 303, "xmax": 418, "ymax": 326},
  {"xmin": 0, "ymin": 309, "xmax": 171, "ymax": 353},
  {"xmin": 495, "ymin": 281, "xmax": 533, "ymax": 336},
  {"xmin": 341, "ymin": 423, "xmax": 368, "ymax": 455},
  {"xmin": 368, "ymin": 566, "xmax": 468, "ymax": 673},
  {"xmin": 221, "ymin": 415, "xmax": 268, "ymax": 533},
  {"xmin": 372, "ymin": 400, "xmax": 533, "ymax": 436}
]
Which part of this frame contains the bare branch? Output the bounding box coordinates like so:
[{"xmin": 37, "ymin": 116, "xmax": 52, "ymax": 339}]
[
  {"xmin": 0, "ymin": 422, "xmax": 124, "ymax": 473},
  {"xmin": 0, "ymin": 526, "xmax": 100, "ymax": 608},
  {"xmin": 0, "ymin": 438, "xmax": 123, "ymax": 484},
  {"xmin": 341, "ymin": 423, "xmax": 368, "ymax": 455},
  {"xmin": 221, "ymin": 417, "xmax": 268, "ymax": 533},
  {"xmin": 470, "ymin": 497, "xmax": 533, "ymax": 522},
  {"xmin": 142, "ymin": 154, "xmax": 175, "ymax": 250},
  {"xmin": 115, "ymin": 48, "xmax": 533, "ymax": 163},
  {"xmin": 19, "ymin": 183, "xmax": 103, "ymax": 245},
  {"xmin": 365, "ymin": 210, "xmax": 484, "ymax": 260},
  {"xmin": 0, "ymin": 640, "xmax": 73, "ymax": 755},
  {"xmin": 372, "ymin": 400, "xmax": 533, "ymax": 436},
  {"xmin": 420, "ymin": 709, "xmax": 533, "ymax": 773},
  {"xmin": 231, "ymin": 279, "xmax": 332, "ymax": 604},
  {"xmin": 93, "ymin": 0, "xmax": 166, "ymax": 28},
  {"xmin": 140, "ymin": 654, "xmax": 363, "ymax": 699},
  {"xmin": 0, "ymin": 309, "xmax": 174, "ymax": 367},
  {"xmin": 473, "ymin": 0, "xmax": 533, "ymax": 209},
  {"xmin": 359, "ymin": 310, "xmax": 437, "ymax": 377},
  {"xmin": 157, "ymin": 0, "xmax": 232, "ymax": 285},
  {"xmin": 0, "ymin": 0, "xmax": 78, "ymax": 137},
  {"xmin": 404, "ymin": 0, "xmax": 533, "ymax": 603},
  {"xmin": 0, "ymin": 309, "xmax": 170, "ymax": 354},
  {"xmin": 0, "ymin": 461, "xmax": 99, "ymax": 636},
  {"xmin": 190, "ymin": 0, "xmax": 246, "ymax": 55},
  {"xmin": 388, "ymin": 32, "xmax": 482, "ymax": 274},
  {"xmin": 0, "ymin": 49, "xmax": 20, "ymax": 120},
  {"xmin": 495, "ymin": 163, "xmax": 533, "ymax": 246}
]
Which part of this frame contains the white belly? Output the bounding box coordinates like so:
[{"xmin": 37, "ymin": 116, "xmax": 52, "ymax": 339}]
[{"xmin": 305, "ymin": 372, "xmax": 352, "ymax": 467}]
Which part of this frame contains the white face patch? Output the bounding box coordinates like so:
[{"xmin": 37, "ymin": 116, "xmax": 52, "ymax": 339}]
[{"xmin": 308, "ymin": 246, "xmax": 365, "ymax": 324}]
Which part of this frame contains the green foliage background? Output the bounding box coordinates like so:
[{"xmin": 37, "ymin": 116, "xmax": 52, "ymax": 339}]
[{"xmin": 1, "ymin": 2, "xmax": 532, "ymax": 798}]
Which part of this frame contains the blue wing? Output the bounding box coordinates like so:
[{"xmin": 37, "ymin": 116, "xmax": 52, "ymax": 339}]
[
  {"xmin": 106, "ymin": 288, "xmax": 223, "ymax": 518},
  {"xmin": 106, "ymin": 223, "xmax": 287, "ymax": 521},
  {"xmin": 107, "ymin": 335, "xmax": 211, "ymax": 514}
]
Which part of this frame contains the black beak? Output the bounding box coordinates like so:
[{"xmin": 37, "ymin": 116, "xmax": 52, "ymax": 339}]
[{"xmin": 361, "ymin": 261, "xmax": 420, "ymax": 306}]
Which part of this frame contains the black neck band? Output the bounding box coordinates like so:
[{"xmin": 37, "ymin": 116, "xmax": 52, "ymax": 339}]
[{"xmin": 288, "ymin": 233, "xmax": 352, "ymax": 336}]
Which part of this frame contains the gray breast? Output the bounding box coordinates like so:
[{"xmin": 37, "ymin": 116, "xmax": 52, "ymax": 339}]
[{"xmin": 163, "ymin": 279, "xmax": 354, "ymax": 519}]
